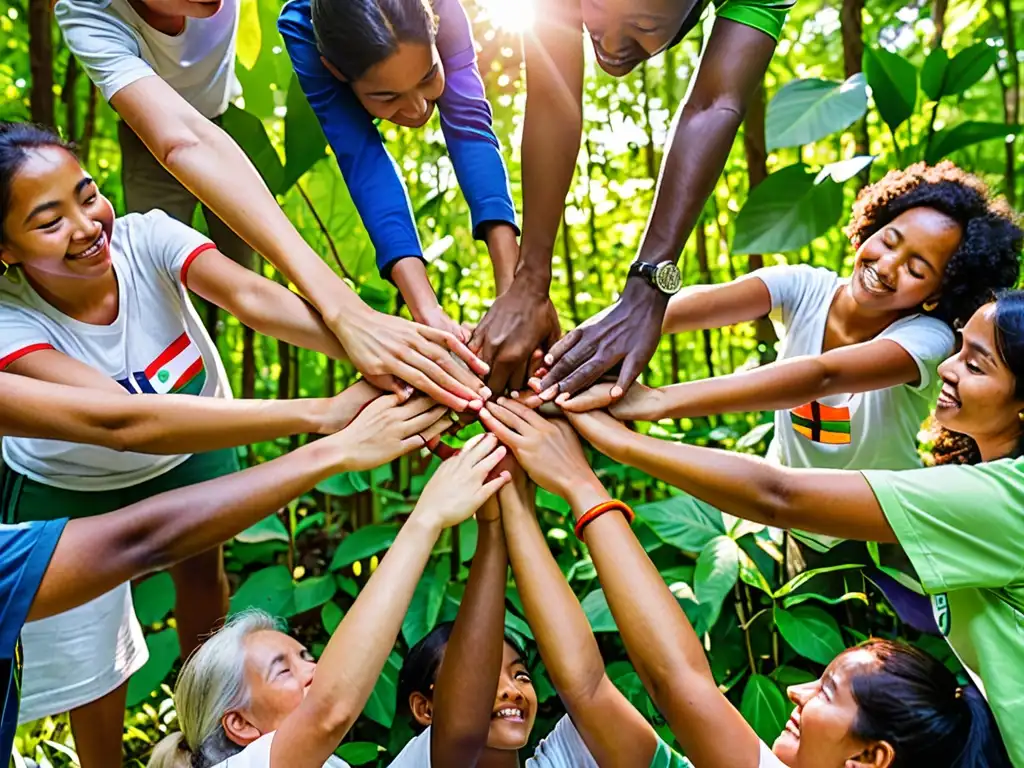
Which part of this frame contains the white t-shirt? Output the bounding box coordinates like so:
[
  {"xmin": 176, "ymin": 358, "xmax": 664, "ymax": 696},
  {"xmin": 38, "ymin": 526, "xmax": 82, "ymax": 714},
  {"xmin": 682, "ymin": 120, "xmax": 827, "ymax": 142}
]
[
  {"xmin": 211, "ymin": 732, "xmax": 350, "ymax": 767},
  {"xmin": 389, "ymin": 715, "xmax": 598, "ymax": 767},
  {"xmin": 0, "ymin": 210, "xmax": 229, "ymax": 490},
  {"xmin": 758, "ymin": 265, "xmax": 953, "ymax": 472},
  {"xmin": 55, "ymin": 0, "xmax": 241, "ymax": 118}
]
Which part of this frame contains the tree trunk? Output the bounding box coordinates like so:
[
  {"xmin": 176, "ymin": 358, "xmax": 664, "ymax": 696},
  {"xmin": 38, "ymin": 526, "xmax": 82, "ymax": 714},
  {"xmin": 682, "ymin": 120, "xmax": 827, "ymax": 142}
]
[
  {"xmin": 999, "ymin": 0, "xmax": 1020, "ymax": 206},
  {"xmin": 241, "ymin": 324, "xmax": 256, "ymax": 399},
  {"xmin": 80, "ymin": 82, "xmax": 98, "ymax": 162},
  {"xmin": 62, "ymin": 54, "xmax": 79, "ymax": 140},
  {"xmin": 28, "ymin": 0, "xmax": 54, "ymax": 127},
  {"xmin": 742, "ymin": 82, "xmax": 779, "ymax": 364},
  {"xmin": 930, "ymin": 0, "xmax": 948, "ymax": 49},
  {"xmin": 841, "ymin": 0, "xmax": 870, "ymax": 186},
  {"xmin": 277, "ymin": 339, "xmax": 292, "ymax": 403},
  {"xmin": 695, "ymin": 219, "xmax": 716, "ymax": 378},
  {"xmin": 561, "ymin": 210, "xmax": 581, "ymax": 326}
]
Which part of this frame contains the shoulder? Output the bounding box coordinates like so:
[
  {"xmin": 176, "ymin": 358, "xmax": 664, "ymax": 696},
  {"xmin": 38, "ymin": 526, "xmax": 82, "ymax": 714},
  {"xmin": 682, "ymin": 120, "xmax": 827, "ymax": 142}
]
[
  {"xmin": 390, "ymin": 727, "xmax": 431, "ymax": 767},
  {"xmin": 433, "ymin": 0, "xmax": 478, "ymax": 69},
  {"xmin": 278, "ymin": 0, "xmax": 313, "ymax": 39},
  {"xmin": 531, "ymin": 716, "xmax": 597, "ymax": 766},
  {"xmin": 879, "ymin": 315, "xmax": 955, "ymax": 361},
  {"xmin": 54, "ymin": 0, "xmax": 137, "ymax": 49}
]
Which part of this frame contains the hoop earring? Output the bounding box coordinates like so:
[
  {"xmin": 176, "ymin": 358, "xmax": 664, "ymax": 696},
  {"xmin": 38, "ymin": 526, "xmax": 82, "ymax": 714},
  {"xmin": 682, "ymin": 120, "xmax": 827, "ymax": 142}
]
[{"xmin": 922, "ymin": 300, "xmax": 939, "ymax": 312}]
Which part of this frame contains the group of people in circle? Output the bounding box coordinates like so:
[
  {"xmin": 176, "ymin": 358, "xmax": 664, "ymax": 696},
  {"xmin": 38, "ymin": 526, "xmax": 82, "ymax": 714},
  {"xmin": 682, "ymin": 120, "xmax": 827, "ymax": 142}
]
[{"xmin": 0, "ymin": 0, "xmax": 1021, "ymax": 766}]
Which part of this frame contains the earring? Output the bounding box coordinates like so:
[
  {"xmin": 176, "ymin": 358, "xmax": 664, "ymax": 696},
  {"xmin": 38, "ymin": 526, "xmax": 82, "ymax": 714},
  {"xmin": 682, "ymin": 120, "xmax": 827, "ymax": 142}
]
[
  {"xmin": 0, "ymin": 261, "xmax": 6, "ymax": 278},
  {"xmin": 1018, "ymin": 412, "xmax": 1024, "ymax": 423},
  {"xmin": 922, "ymin": 300, "xmax": 938, "ymax": 312}
]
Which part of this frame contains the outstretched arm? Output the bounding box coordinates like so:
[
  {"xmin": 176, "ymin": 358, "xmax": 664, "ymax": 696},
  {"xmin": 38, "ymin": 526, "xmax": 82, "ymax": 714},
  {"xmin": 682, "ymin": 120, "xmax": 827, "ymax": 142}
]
[
  {"xmin": 0, "ymin": 371, "xmax": 378, "ymax": 454},
  {"xmin": 565, "ymin": 409, "xmax": 895, "ymax": 543},
  {"xmin": 480, "ymin": 405, "xmax": 763, "ymax": 767},
  {"xmin": 29, "ymin": 394, "xmax": 450, "ymax": 621},
  {"xmin": 270, "ymin": 435, "xmax": 511, "ymax": 768},
  {"xmin": 184, "ymin": 247, "xmax": 348, "ymax": 359},
  {"xmin": 500, "ymin": 471, "xmax": 659, "ymax": 767},
  {"xmin": 430, "ymin": 497, "xmax": 508, "ymax": 766},
  {"xmin": 538, "ymin": 20, "xmax": 779, "ymax": 398}
]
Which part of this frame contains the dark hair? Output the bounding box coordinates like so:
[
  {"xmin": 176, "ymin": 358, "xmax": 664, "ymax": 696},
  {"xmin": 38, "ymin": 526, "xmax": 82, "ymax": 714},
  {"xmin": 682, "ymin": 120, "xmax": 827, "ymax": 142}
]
[
  {"xmin": 846, "ymin": 161, "xmax": 1023, "ymax": 329},
  {"xmin": 0, "ymin": 121, "xmax": 74, "ymax": 239},
  {"xmin": 850, "ymin": 640, "xmax": 1011, "ymax": 767},
  {"xmin": 311, "ymin": 0, "xmax": 438, "ymax": 81},
  {"xmin": 930, "ymin": 290, "xmax": 1024, "ymax": 465},
  {"xmin": 396, "ymin": 622, "xmax": 528, "ymax": 733}
]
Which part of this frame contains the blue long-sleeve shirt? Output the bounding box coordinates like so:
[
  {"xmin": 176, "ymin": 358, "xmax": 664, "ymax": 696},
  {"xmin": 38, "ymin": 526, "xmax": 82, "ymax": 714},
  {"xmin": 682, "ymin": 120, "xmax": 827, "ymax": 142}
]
[{"xmin": 279, "ymin": 0, "xmax": 518, "ymax": 277}]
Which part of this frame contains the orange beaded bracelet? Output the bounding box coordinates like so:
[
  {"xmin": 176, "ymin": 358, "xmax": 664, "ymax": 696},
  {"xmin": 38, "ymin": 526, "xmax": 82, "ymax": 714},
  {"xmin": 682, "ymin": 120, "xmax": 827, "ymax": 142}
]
[{"xmin": 574, "ymin": 500, "xmax": 635, "ymax": 540}]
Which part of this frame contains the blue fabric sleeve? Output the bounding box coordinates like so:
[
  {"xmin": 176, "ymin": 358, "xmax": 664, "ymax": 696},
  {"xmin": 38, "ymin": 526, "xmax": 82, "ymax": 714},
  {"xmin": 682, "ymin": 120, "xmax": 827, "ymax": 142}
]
[
  {"xmin": 278, "ymin": 0, "xmax": 423, "ymax": 276},
  {"xmin": 0, "ymin": 520, "xmax": 67, "ymax": 656},
  {"xmin": 432, "ymin": 0, "xmax": 518, "ymax": 239}
]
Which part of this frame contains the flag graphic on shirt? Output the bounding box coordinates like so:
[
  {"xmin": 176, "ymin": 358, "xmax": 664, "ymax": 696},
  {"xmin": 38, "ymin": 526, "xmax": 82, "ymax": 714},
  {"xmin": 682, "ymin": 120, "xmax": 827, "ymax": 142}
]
[
  {"xmin": 790, "ymin": 401, "xmax": 851, "ymax": 445},
  {"xmin": 137, "ymin": 333, "xmax": 207, "ymax": 396}
]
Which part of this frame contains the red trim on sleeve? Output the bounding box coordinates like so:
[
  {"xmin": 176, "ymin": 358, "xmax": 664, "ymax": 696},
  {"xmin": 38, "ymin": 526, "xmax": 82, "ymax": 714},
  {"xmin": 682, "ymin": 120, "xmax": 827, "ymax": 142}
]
[
  {"xmin": 0, "ymin": 343, "xmax": 56, "ymax": 370},
  {"xmin": 179, "ymin": 242, "xmax": 217, "ymax": 286}
]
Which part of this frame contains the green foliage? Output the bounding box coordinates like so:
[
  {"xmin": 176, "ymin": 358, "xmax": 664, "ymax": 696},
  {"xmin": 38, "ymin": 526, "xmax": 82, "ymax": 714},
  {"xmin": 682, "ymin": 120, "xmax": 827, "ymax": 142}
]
[{"xmin": 7, "ymin": 0, "xmax": 1022, "ymax": 764}]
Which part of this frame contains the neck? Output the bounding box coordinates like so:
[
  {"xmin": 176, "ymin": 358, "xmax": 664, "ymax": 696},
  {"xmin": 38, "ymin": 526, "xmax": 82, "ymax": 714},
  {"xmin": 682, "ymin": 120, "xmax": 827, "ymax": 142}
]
[
  {"xmin": 974, "ymin": 428, "xmax": 1022, "ymax": 462},
  {"xmin": 831, "ymin": 284, "xmax": 907, "ymax": 344},
  {"xmin": 479, "ymin": 747, "xmax": 521, "ymax": 768},
  {"xmin": 126, "ymin": 0, "xmax": 186, "ymax": 35},
  {"xmin": 25, "ymin": 268, "xmax": 119, "ymax": 325}
]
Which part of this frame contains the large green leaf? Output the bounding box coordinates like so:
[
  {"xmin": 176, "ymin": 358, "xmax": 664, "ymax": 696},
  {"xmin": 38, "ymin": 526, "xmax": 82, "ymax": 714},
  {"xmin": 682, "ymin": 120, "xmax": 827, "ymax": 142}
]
[
  {"xmin": 634, "ymin": 494, "xmax": 726, "ymax": 553},
  {"xmin": 337, "ymin": 744, "xmax": 384, "ymax": 766},
  {"xmin": 402, "ymin": 562, "xmax": 448, "ymax": 646},
  {"xmin": 926, "ymin": 122, "xmax": 1020, "ymax": 164},
  {"xmin": 317, "ymin": 470, "xmax": 371, "ymax": 497},
  {"xmin": 740, "ymin": 675, "xmax": 791, "ymax": 745},
  {"xmin": 321, "ymin": 601, "xmax": 345, "ymax": 635},
  {"xmin": 732, "ymin": 164, "xmax": 845, "ymax": 255},
  {"xmin": 230, "ymin": 565, "xmax": 295, "ymax": 616},
  {"xmin": 220, "ymin": 104, "xmax": 285, "ymax": 195},
  {"xmin": 126, "ymin": 629, "xmax": 180, "ymax": 706},
  {"xmin": 581, "ymin": 589, "xmax": 619, "ymax": 633},
  {"xmin": 282, "ymin": 73, "xmax": 328, "ymax": 193},
  {"xmin": 330, "ymin": 523, "xmax": 400, "ymax": 571},
  {"xmin": 765, "ymin": 74, "xmax": 867, "ymax": 150},
  {"xmin": 942, "ymin": 42, "xmax": 999, "ymax": 96},
  {"xmin": 292, "ymin": 574, "xmax": 338, "ymax": 615},
  {"xmin": 235, "ymin": 0, "xmax": 262, "ymax": 70},
  {"xmin": 921, "ymin": 47, "xmax": 950, "ymax": 101},
  {"xmin": 773, "ymin": 563, "xmax": 863, "ymax": 598},
  {"xmin": 775, "ymin": 606, "xmax": 846, "ymax": 665},
  {"xmin": 133, "ymin": 572, "xmax": 176, "ymax": 626},
  {"xmin": 235, "ymin": 513, "xmax": 289, "ymax": 544},
  {"xmin": 363, "ymin": 651, "xmax": 401, "ymax": 728},
  {"xmin": 863, "ymin": 47, "xmax": 918, "ymax": 131},
  {"xmin": 693, "ymin": 535, "xmax": 740, "ymax": 628}
]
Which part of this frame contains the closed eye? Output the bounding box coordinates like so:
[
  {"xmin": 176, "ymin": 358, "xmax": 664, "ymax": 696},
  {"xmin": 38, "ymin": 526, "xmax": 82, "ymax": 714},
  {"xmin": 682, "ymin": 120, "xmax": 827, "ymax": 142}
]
[{"xmin": 38, "ymin": 217, "xmax": 62, "ymax": 231}]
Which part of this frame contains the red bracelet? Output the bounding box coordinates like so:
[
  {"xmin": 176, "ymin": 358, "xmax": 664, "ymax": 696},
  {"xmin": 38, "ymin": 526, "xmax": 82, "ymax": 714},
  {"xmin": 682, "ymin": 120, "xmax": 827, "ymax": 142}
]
[{"xmin": 574, "ymin": 500, "xmax": 634, "ymax": 540}]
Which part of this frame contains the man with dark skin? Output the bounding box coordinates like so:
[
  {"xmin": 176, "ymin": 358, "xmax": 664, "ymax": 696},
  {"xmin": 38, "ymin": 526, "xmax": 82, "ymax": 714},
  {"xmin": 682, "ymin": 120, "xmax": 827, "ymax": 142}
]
[{"xmin": 470, "ymin": 0, "xmax": 793, "ymax": 400}]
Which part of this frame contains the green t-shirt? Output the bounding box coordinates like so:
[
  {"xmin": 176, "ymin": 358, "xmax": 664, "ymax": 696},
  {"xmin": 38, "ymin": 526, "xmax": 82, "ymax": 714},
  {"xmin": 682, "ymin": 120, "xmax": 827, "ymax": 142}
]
[
  {"xmin": 864, "ymin": 459, "xmax": 1024, "ymax": 767},
  {"xmin": 670, "ymin": 0, "xmax": 793, "ymax": 46}
]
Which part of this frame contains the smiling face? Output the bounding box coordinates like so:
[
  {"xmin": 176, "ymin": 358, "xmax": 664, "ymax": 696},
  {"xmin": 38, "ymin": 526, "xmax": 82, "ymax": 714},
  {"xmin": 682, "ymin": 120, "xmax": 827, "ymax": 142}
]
[
  {"xmin": 935, "ymin": 303, "xmax": 1024, "ymax": 453},
  {"xmin": 485, "ymin": 642, "xmax": 538, "ymax": 750},
  {"xmin": 232, "ymin": 630, "xmax": 317, "ymax": 735},
  {"xmin": 324, "ymin": 42, "xmax": 445, "ymax": 128},
  {"xmin": 0, "ymin": 146, "xmax": 114, "ymax": 285},
  {"xmin": 849, "ymin": 207, "xmax": 962, "ymax": 315},
  {"xmin": 772, "ymin": 649, "xmax": 893, "ymax": 768},
  {"xmin": 581, "ymin": 0, "xmax": 696, "ymax": 76}
]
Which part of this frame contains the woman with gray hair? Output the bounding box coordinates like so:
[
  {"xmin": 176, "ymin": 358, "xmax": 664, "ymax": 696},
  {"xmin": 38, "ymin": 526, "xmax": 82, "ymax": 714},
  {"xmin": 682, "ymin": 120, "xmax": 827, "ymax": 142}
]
[{"xmin": 148, "ymin": 433, "xmax": 511, "ymax": 768}]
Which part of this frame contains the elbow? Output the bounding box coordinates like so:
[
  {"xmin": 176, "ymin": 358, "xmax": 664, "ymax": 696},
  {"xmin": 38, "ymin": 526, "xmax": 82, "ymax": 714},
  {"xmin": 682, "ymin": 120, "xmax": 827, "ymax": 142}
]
[
  {"xmin": 680, "ymin": 94, "xmax": 747, "ymax": 130},
  {"xmin": 158, "ymin": 131, "xmax": 203, "ymax": 170},
  {"xmin": 760, "ymin": 467, "xmax": 801, "ymax": 528}
]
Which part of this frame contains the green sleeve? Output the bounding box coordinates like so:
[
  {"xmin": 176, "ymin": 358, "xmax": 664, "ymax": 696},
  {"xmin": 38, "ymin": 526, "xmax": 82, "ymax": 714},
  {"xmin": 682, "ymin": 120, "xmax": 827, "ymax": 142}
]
[
  {"xmin": 862, "ymin": 459, "xmax": 1024, "ymax": 593},
  {"xmin": 649, "ymin": 737, "xmax": 693, "ymax": 768},
  {"xmin": 713, "ymin": 0, "xmax": 794, "ymax": 41}
]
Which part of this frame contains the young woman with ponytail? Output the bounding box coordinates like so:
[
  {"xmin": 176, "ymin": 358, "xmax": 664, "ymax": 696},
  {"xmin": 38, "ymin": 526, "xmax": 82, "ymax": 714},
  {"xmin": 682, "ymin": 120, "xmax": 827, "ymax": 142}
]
[
  {"xmin": 480, "ymin": 405, "xmax": 1013, "ymax": 768},
  {"xmin": 490, "ymin": 291, "xmax": 1024, "ymax": 764}
]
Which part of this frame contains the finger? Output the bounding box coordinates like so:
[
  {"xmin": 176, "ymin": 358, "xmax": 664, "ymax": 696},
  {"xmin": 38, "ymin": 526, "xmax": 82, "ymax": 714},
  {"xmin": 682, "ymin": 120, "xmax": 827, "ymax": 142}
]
[
  {"xmin": 509, "ymin": 356, "xmax": 530, "ymax": 394},
  {"xmin": 513, "ymin": 391, "xmax": 545, "ymax": 410},
  {"xmin": 485, "ymin": 400, "xmax": 533, "ymax": 435},
  {"xmin": 543, "ymin": 328, "xmax": 582, "ymax": 367},
  {"xmin": 392, "ymin": 361, "xmax": 473, "ymax": 412},
  {"xmin": 475, "ymin": 470, "xmax": 512, "ymax": 503},
  {"xmin": 613, "ymin": 355, "xmax": 646, "ymax": 400},
  {"xmin": 433, "ymin": 329, "xmax": 490, "ymax": 377},
  {"xmin": 538, "ymin": 339, "xmax": 597, "ymax": 394},
  {"xmin": 410, "ymin": 344, "xmax": 488, "ymax": 400},
  {"xmin": 395, "ymin": 394, "xmax": 443, "ymax": 419},
  {"xmin": 486, "ymin": 360, "xmax": 513, "ymax": 400},
  {"xmin": 461, "ymin": 432, "xmax": 500, "ymax": 463},
  {"xmin": 556, "ymin": 384, "xmax": 614, "ymax": 413},
  {"xmin": 472, "ymin": 443, "xmax": 508, "ymax": 477},
  {"xmin": 552, "ymin": 355, "xmax": 619, "ymax": 398},
  {"xmin": 404, "ymin": 404, "xmax": 451, "ymax": 435},
  {"xmin": 495, "ymin": 397, "xmax": 548, "ymax": 430},
  {"xmin": 419, "ymin": 418, "xmax": 452, "ymax": 445},
  {"xmin": 358, "ymin": 393, "xmax": 403, "ymax": 419},
  {"xmin": 478, "ymin": 407, "xmax": 522, "ymax": 446}
]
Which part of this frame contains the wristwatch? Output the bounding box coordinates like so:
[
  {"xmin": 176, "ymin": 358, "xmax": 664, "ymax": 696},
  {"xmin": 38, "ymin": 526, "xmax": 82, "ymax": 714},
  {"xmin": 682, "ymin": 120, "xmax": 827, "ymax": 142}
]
[{"xmin": 628, "ymin": 261, "xmax": 682, "ymax": 295}]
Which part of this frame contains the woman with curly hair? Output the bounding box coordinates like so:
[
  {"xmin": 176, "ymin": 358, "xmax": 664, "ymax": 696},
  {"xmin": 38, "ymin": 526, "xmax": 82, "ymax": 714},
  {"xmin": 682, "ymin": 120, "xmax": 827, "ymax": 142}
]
[{"xmin": 554, "ymin": 161, "xmax": 1023, "ymax": 550}]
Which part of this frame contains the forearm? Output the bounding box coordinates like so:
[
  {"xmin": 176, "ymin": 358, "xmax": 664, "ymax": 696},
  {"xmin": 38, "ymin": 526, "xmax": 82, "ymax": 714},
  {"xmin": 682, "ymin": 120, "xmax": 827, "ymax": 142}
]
[
  {"xmin": 432, "ymin": 511, "xmax": 508, "ymax": 764},
  {"xmin": 391, "ymin": 258, "xmax": 442, "ymax": 325},
  {"xmin": 661, "ymin": 278, "xmax": 770, "ymax": 334},
  {"xmin": 229, "ymin": 283, "xmax": 349, "ymax": 359},
  {"xmin": 303, "ymin": 514, "xmax": 441, "ymax": 736},
  {"xmin": 501, "ymin": 488, "xmax": 607, "ymax": 703},
  {"xmin": 486, "ymin": 223, "xmax": 520, "ymax": 295},
  {"xmin": 158, "ymin": 116, "xmax": 361, "ymax": 323}
]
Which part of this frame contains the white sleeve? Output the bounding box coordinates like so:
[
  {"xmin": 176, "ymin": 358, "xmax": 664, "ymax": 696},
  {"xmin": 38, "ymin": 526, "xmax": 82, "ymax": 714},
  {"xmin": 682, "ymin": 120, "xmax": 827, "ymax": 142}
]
[
  {"xmin": 388, "ymin": 727, "xmax": 432, "ymax": 767},
  {"xmin": 758, "ymin": 740, "xmax": 787, "ymax": 767},
  {"xmin": 216, "ymin": 732, "xmax": 274, "ymax": 766},
  {"xmin": 754, "ymin": 264, "xmax": 835, "ymax": 327},
  {"xmin": 879, "ymin": 316, "xmax": 955, "ymax": 391},
  {"xmin": 54, "ymin": 0, "xmax": 156, "ymax": 103},
  {"xmin": 0, "ymin": 303, "xmax": 54, "ymax": 369},
  {"xmin": 132, "ymin": 210, "xmax": 215, "ymax": 285},
  {"xmin": 527, "ymin": 716, "xmax": 598, "ymax": 768}
]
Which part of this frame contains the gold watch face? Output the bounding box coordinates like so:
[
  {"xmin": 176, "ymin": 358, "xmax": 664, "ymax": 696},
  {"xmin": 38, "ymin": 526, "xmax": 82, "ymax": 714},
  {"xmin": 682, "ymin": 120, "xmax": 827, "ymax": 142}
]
[{"xmin": 654, "ymin": 263, "xmax": 682, "ymax": 294}]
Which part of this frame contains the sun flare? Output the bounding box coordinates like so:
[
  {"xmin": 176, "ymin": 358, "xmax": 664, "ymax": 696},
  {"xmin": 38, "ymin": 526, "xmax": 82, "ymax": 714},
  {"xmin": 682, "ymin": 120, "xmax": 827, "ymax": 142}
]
[{"xmin": 478, "ymin": 0, "xmax": 535, "ymax": 33}]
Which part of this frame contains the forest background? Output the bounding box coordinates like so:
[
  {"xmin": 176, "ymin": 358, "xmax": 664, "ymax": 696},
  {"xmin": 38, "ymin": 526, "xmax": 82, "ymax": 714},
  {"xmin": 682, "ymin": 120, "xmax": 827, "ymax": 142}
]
[{"xmin": 1, "ymin": 0, "xmax": 1022, "ymax": 764}]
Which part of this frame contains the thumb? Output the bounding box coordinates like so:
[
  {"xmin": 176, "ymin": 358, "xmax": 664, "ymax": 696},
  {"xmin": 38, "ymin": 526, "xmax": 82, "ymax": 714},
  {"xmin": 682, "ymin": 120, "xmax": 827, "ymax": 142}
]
[{"xmin": 611, "ymin": 357, "xmax": 644, "ymax": 401}]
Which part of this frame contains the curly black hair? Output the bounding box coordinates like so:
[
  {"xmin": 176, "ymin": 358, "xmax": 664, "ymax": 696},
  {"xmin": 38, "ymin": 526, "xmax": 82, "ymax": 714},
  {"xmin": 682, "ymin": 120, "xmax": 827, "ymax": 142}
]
[{"xmin": 846, "ymin": 161, "xmax": 1023, "ymax": 329}]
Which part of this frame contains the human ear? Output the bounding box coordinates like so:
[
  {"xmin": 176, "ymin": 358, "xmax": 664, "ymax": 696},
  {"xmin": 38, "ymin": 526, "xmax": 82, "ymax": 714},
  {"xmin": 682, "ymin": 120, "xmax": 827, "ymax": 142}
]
[
  {"xmin": 222, "ymin": 709, "xmax": 264, "ymax": 748},
  {"xmin": 845, "ymin": 741, "xmax": 895, "ymax": 768},
  {"xmin": 320, "ymin": 56, "xmax": 348, "ymax": 82},
  {"xmin": 408, "ymin": 691, "xmax": 434, "ymax": 728}
]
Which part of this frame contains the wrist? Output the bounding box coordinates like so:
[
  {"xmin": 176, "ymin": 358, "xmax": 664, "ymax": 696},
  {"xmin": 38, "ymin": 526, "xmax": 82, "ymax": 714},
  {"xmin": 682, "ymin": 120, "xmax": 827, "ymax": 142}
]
[
  {"xmin": 305, "ymin": 437, "xmax": 354, "ymax": 482},
  {"xmin": 406, "ymin": 507, "xmax": 445, "ymax": 539},
  {"xmin": 566, "ymin": 478, "xmax": 611, "ymax": 519},
  {"xmin": 298, "ymin": 398, "xmax": 331, "ymax": 434},
  {"xmin": 623, "ymin": 274, "xmax": 672, "ymax": 307}
]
